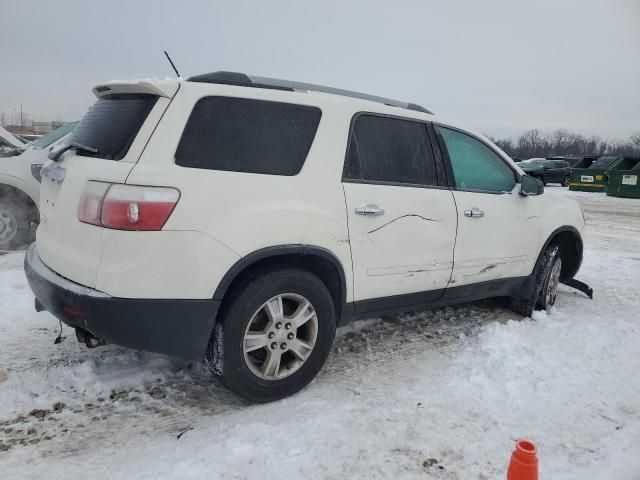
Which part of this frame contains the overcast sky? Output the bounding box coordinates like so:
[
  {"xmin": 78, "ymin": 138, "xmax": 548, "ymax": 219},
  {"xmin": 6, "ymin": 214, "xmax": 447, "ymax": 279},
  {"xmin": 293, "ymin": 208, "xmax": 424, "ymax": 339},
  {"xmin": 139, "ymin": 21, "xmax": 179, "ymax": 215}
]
[{"xmin": 1, "ymin": 0, "xmax": 638, "ymax": 139}]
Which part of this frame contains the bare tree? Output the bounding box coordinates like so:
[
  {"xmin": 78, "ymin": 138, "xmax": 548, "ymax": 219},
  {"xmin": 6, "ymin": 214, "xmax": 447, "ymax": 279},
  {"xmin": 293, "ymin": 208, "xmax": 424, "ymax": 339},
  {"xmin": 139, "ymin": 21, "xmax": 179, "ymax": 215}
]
[{"xmin": 493, "ymin": 129, "xmax": 640, "ymax": 158}]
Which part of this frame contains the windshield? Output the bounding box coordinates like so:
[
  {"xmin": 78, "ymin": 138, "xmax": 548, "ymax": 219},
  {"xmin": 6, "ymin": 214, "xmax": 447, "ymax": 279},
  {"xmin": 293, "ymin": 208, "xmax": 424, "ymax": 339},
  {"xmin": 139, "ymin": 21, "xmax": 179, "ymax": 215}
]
[
  {"xmin": 30, "ymin": 122, "xmax": 78, "ymax": 150},
  {"xmin": 68, "ymin": 94, "xmax": 157, "ymax": 160}
]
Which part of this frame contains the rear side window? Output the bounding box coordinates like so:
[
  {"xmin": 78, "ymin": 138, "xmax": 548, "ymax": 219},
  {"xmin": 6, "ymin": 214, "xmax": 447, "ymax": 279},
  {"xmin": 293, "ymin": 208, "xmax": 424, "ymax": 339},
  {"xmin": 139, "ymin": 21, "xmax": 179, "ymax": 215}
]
[
  {"xmin": 70, "ymin": 94, "xmax": 157, "ymax": 160},
  {"xmin": 175, "ymin": 97, "xmax": 321, "ymax": 176},
  {"xmin": 437, "ymin": 126, "xmax": 516, "ymax": 193},
  {"xmin": 343, "ymin": 114, "xmax": 437, "ymax": 186}
]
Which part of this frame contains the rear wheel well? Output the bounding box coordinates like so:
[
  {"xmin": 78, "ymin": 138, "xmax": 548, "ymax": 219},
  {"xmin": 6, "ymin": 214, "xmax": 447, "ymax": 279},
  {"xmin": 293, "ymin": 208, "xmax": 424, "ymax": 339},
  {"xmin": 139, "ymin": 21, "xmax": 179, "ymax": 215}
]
[
  {"xmin": 0, "ymin": 184, "xmax": 39, "ymax": 222},
  {"xmin": 216, "ymin": 251, "xmax": 345, "ymax": 322},
  {"xmin": 548, "ymin": 230, "xmax": 582, "ymax": 281}
]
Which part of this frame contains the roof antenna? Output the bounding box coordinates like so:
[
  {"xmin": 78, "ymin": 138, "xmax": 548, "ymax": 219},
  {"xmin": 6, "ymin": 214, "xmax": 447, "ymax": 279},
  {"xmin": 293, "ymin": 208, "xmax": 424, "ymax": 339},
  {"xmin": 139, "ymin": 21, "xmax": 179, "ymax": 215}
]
[{"xmin": 164, "ymin": 50, "xmax": 181, "ymax": 78}]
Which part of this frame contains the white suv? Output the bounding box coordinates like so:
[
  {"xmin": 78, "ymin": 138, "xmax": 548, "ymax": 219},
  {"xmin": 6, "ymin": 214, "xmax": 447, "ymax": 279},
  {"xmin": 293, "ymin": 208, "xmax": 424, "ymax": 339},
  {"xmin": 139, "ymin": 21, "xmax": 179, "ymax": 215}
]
[
  {"xmin": 24, "ymin": 72, "xmax": 588, "ymax": 402},
  {"xmin": 0, "ymin": 122, "xmax": 77, "ymax": 249}
]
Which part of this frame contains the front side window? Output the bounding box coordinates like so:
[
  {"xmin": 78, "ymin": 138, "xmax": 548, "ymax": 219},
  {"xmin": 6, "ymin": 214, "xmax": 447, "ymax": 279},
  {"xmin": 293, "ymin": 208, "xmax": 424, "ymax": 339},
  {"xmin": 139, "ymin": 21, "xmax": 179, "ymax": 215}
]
[
  {"xmin": 343, "ymin": 114, "xmax": 437, "ymax": 186},
  {"xmin": 437, "ymin": 126, "xmax": 516, "ymax": 192},
  {"xmin": 70, "ymin": 94, "xmax": 158, "ymax": 160},
  {"xmin": 175, "ymin": 97, "xmax": 321, "ymax": 176}
]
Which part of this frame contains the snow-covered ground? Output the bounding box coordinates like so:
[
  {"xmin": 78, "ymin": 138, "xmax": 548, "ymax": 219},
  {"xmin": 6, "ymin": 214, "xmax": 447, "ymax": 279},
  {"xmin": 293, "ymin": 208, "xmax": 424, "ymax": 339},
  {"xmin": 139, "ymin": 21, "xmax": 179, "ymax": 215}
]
[{"xmin": 1, "ymin": 187, "xmax": 639, "ymax": 479}]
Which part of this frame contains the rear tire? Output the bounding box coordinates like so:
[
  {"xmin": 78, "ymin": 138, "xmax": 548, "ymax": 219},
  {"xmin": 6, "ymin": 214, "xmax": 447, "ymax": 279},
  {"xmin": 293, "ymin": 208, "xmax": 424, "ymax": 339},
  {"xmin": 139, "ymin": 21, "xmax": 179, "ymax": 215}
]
[
  {"xmin": 206, "ymin": 268, "xmax": 336, "ymax": 402},
  {"xmin": 0, "ymin": 198, "xmax": 34, "ymax": 251},
  {"xmin": 511, "ymin": 244, "xmax": 561, "ymax": 316}
]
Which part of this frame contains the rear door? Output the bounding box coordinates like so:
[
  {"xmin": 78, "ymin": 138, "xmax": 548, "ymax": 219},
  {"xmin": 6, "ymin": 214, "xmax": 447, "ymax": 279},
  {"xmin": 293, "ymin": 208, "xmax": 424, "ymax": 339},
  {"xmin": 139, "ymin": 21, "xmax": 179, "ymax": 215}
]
[
  {"xmin": 435, "ymin": 126, "xmax": 540, "ymax": 287},
  {"xmin": 37, "ymin": 87, "xmax": 174, "ymax": 287},
  {"xmin": 342, "ymin": 114, "xmax": 457, "ymax": 309}
]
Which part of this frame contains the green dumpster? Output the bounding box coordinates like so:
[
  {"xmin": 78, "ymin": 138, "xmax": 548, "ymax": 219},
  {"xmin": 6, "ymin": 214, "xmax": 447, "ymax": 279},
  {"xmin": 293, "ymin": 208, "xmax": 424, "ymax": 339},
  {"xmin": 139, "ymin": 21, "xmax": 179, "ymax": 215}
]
[
  {"xmin": 570, "ymin": 155, "xmax": 598, "ymax": 168},
  {"xmin": 606, "ymin": 158, "xmax": 640, "ymax": 198},
  {"xmin": 569, "ymin": 156, "xmax": 626, "ymax": 192}
]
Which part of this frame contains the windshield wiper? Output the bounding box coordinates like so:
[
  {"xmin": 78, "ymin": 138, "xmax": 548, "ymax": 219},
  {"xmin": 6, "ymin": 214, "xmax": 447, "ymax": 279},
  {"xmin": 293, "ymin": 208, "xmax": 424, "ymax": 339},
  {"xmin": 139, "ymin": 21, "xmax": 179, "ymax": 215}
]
[{"xmin": 48, "ymin": 141, "xmax": 99, "ymax": 161}]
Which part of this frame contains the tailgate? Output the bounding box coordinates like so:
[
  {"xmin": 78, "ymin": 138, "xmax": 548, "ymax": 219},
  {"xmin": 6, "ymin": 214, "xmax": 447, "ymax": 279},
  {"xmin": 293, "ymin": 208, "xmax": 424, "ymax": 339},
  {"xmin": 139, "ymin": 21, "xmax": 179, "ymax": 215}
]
[
  {"xmin": 38, "ymin": 157, "xmax": 135, "ymax": 287},
  {"xmin": 36, "ymin": 86, "xmax": 176, "ymax": 288}
]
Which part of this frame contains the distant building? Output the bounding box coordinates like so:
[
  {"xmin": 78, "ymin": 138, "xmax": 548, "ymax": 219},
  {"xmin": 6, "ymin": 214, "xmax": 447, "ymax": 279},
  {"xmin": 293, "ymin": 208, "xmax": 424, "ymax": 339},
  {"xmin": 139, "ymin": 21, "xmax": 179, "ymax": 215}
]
[
  {"xmin": 5, "ymin": 120, "xmax": 66, "ymax": 136},
  {"xmin": 32, "ymin": 121, "xmax": 56, "ymax": 134},
  {"xmin": 5, "ymin": 125, "xmax": 38, "ymax": 136}
]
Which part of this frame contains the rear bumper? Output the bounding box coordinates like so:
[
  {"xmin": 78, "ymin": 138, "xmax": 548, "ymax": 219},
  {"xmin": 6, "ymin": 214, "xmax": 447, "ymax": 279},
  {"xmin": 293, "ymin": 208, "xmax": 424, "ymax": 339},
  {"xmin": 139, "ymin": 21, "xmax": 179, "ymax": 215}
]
[{"xmin": 24, "ymin": 244, "xmax": 219, "ymax": 360}]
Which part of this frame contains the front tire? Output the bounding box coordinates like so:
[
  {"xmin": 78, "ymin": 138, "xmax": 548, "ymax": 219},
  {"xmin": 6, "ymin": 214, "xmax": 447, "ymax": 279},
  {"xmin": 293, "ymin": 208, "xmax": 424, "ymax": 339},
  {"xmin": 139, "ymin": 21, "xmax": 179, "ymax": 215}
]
[
  {"xmin": 561, "ymin": 176, "xmax": 570, "ymax": 187},
  {"xmin": 0, "ymin": 198, "xmax": 34, "ymax": 250},
  {"xmin": 538, "ymin": 248, "xmax": 562, "ymax": 310},
  {"xmin": 207, "ymin": 268, "xmax": 336, "ymax": 402},
  {"xmin": 511, "ymin": 245, "xmax": 561, "ymax": 316}
]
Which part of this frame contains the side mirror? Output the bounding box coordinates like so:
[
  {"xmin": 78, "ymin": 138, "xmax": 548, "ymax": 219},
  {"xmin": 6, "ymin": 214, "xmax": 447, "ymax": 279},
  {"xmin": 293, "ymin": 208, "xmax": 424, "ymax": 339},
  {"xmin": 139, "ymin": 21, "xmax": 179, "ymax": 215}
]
[{"xmin": 520, "ymin": 175, "xmax": 544, "ymax": 196}]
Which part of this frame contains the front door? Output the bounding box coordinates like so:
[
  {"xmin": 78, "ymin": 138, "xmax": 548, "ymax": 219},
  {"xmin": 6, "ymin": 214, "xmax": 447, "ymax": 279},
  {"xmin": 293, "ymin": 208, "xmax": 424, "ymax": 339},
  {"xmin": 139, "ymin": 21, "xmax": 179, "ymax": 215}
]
[
  {"xmin": 435, "ymin": 126, "xmax": 540, "ymax": 287},
  {"xmin": 342, "ymin": 114, "xmax": 458, "ymax": 309}
]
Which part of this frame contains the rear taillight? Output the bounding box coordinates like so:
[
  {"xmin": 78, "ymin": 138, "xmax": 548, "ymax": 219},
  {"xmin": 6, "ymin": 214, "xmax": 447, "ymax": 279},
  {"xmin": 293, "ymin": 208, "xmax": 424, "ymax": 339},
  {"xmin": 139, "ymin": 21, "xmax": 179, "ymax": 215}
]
[
  {"xmin": 78, "ymin": 181, "xmax": 179, "ymax": 231},
  {"xmin": 78, "ymin": 181, "xmax": 110, "ymax": 225}
]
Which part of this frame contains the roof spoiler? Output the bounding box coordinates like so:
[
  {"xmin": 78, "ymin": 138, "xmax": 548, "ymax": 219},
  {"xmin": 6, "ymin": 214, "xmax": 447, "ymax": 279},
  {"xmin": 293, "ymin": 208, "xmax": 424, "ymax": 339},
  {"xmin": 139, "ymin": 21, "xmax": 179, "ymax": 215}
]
[{"xmin": 92, "ymin": 80, "xmax": 179, "ymax": 99}]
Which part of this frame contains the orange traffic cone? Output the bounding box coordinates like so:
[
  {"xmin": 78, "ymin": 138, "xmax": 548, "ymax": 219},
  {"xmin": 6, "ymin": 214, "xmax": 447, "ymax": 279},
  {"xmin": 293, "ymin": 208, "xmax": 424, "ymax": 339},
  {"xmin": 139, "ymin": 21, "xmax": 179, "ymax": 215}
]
[{"xmin": 507, "ymin": 439, "xmax": 538, "ymax": 480}]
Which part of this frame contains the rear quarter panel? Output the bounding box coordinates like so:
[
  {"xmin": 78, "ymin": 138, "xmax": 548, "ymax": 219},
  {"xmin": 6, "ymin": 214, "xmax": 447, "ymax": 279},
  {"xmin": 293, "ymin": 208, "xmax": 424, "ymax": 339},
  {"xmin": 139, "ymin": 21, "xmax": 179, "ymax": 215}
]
[{"xmin": 124, "ymin": 83, "xmax": 355, "ymax": 301}]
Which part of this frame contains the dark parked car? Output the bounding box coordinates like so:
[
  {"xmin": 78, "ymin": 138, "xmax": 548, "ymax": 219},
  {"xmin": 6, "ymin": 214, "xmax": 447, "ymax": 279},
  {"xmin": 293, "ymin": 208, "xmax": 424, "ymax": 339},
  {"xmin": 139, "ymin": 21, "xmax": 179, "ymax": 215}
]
[{"xmin": 520, "ymin": 159, "xmax": 571, "ymax": 186}]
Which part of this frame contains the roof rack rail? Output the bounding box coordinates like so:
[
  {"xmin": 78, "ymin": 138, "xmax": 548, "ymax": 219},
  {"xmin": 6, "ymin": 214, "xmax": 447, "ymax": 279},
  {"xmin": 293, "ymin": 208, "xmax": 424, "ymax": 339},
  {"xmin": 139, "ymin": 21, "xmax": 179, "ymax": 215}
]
[{"xmin": 187, "ymin": 71, "xmax": 433, "ymax": 115}]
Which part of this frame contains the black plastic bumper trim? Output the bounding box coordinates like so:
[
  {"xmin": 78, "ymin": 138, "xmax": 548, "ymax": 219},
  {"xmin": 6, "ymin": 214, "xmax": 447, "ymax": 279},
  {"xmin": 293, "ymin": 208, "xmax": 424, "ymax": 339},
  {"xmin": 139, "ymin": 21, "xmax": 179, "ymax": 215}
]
[{"xmin": 24, "ymin": 244, "xmax": 219, "ymax": 360}]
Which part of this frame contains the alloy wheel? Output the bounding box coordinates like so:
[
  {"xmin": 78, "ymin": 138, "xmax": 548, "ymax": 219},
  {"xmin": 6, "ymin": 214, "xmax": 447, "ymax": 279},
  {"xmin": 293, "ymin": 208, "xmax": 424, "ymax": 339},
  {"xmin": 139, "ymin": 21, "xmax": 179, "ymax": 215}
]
[
  {"xmin": 0, "ymin": 207, "xmax": 18, "ymax": 244},
  {"xmin": 545, "ymin": 258, "xmax": 562, "ymax": 307},
  {"xmin": 243, "ymin": 293, "xmax": 319, "ymax": 380}
]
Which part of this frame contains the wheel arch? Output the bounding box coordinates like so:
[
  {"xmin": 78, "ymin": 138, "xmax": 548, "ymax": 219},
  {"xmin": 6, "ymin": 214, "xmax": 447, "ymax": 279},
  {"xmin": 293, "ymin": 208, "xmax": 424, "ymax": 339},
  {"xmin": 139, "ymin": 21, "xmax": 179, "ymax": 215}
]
[
  {"xmin": 538, "ymin": 226, "xmax": 583, "ymax": 281},
  {"xmin": 0, "ymin": 182, "xmax": 39, "ymax": 221},
  {"xmin": 213, "ymin": 245, "xmax": 348, "ymax": 322}
]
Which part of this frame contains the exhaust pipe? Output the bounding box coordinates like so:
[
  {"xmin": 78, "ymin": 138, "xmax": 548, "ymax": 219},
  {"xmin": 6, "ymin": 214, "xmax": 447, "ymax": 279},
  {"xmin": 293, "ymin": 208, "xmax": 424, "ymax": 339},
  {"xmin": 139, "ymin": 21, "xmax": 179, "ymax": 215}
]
[{"xmin": 75, "ymin": 328, "xmax": 108, "ymax": 348}]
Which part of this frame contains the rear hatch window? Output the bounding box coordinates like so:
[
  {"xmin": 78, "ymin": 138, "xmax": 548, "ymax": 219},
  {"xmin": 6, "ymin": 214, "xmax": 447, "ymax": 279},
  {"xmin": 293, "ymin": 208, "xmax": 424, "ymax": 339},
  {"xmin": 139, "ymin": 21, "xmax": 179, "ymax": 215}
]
[{"xmin": 69, "ymin": 94, "xmax": 158, "ymax": 160}]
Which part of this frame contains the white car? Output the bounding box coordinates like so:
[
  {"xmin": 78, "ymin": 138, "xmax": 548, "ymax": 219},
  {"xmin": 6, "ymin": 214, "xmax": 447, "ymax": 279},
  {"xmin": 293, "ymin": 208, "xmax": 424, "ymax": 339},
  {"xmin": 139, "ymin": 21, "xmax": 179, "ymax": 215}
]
[
  {"xmin": 0, "ymin": 126, "xmax": 27, "ymax": 156},
  {"xmin": 24, "ymin": 73, "xmax": 589, "ymax": 401},
  {"xmin": 0, "ymin": 122, "xmax": 77, "ymax": 249}
]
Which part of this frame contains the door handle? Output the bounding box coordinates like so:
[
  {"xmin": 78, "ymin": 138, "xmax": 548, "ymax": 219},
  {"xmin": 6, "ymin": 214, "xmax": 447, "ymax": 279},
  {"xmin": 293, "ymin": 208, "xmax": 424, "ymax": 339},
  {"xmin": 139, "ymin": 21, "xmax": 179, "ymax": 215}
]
[
  {"xmin": 355, "ymin": 205, "xmax": 385, "ymax": 216},
  {"xmin": 464, "ymin": 208, "xmax": 485, "ymax": 218}
]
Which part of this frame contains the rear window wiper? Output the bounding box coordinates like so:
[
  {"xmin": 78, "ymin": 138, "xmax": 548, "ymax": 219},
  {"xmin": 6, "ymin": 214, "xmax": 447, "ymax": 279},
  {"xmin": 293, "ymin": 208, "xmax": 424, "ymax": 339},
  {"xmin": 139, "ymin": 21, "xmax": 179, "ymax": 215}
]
[{"xmin": 48, "ymin": 141, "xmax": 99, "ymax": 161}]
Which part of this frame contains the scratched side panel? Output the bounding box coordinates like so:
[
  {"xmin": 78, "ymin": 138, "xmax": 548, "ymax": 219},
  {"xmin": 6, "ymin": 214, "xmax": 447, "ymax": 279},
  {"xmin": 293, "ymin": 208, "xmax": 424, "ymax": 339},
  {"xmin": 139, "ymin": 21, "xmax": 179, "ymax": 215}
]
[
  {"xmin": 449, "ymin": 190, "xmax": 541, "ymax": 286},
  {"xmin": 343, "ymin": 182, "xmax": 457, "ymax": 301}
]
